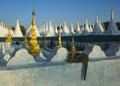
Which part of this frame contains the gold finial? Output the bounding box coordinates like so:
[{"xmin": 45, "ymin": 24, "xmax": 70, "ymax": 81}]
[
  {"xmin": 28, "ymin": 10, "xmax": 40, "ymax": 57},
  {"xmin": 24, "ymin": 35, "xmax": 28, "ymax": 44},
  {"xmin": 6, "ymin": 25, "xmax": 12, "ymax": 42},
  {"xmin": 57, "ymin": 26, "xmax": 62, "ymax": 47},
  {"xmin": 70, "ymin": 34, "xmax": 76, "ymax": 55},
  {"xmin": 32, "ymin": 4, "xmax": 36, "ymax": 16}
]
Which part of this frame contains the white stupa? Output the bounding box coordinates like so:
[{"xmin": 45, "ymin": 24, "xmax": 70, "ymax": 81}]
[
  {"xmin": 0, "ymin": 20, "xmax": 4, "ymax": 27},
  {"xmin": 0, "ymin": 20, "xmax": 14, "ymax": 37},
  {"xmin": 14, "ymin": 18, "xmax": 23, "ymax": 37},
  {"xmin": 0, "ymin": 26, "xmax": 8, "ymax": 37},
  {"xmin": 70, "ymin": 23, "xmax": 75, "ymax": 35},
  {"xmin": 80, "ymin": 23, "xmax": 84, "ymax": 33},
  {"xmin": 89, "ymin": 45, "xmax": 106, "ymax": 59},
  {"xmin": 54, "ymin": 25, "xmax": 58, "ymax": 36},
  {"xmin": 41, "ymin": 24, "xmax": 46, "ymax": 36},
  {"xmin": 43, "ymin": 24, "xmax": 46, "ymax": 33},
  {"xmin": 105, "ymin": 9, "xmax": 119, "ymax": 35},
  {"xmin": 83, "ymin": 44, "xmax": 106, "ymax": 59},
  {"xmin": 91, "ymin": 14, "xmax": 104, "ymax": 35},
  {"xmin": 81, "ymin": 18, "xmax": 90, "ymax": 35},
  {"xmin": 62, "ymin": 19, "xmax": 70, "ymax": 36},
  {"xmin": 89, "ymin": 21, "xmax": 93, "ymax": 32},
  {"xmin": 99, "ymin": 20, "xmax": 104, "ymax": 32},
  {"xmin": 7, "ymin": 48, "xmax": 35, "ymax": 66},
  {"xmin": 75, "ymin": 21, "xmax": 81, "ymax": 34},
  {"xmin": 45, "ymin": 22, "xmax": 49, "ymax": 33},
  {"xmin": 46, "ymin": 20, "xmax": 55, "ymax": 37}
]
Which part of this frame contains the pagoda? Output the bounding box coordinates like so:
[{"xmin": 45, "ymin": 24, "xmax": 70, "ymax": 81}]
[
  {"xmin": 105, "ymin": 9, "xmax": 119, "ymax": 35},
  {"xmin": 81, "ymin": 18, "xmax": 90, "ymax": 35},
  {"xmin": 70, "ymin": 34, "xmax": 76, "ymax": 56},
  {"xmin": 6, "ymin": 25, "xmax": 12, "ymax": 42},
  {"xmin": 14, "ymin": 18, "xmax": 23, "ymax": 37},
  {"xmin": 91, "ymin": 14, "xmax": 104, "ymax": 35},
  {"xmin": 5, "ymin": 25, "xmax": 12, "ymax": 52},
  {"xmin": 28, "ymin": 9, "xmax": 40, "ymax": 57}
]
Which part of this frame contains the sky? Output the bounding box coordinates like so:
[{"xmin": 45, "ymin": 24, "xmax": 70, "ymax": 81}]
[{"xmin": 0, "ymin": 0, "xmax": 120, "ymax": 28}]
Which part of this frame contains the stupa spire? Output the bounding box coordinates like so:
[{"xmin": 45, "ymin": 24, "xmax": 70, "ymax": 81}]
[
  {"xmin": 24, "ymin": 35, "xmax": 28, "ymax": 44},
  {"xmin": 111, "ymin": 8, "xmax": 114, "ymax": 21},
  {"xmin": 57, "ymin": 26, "xmax": 62, "ymax": 47},
  {"xmin": 96, "ymin": 13, "xmax": 99, "ymax": 23},
  {"xmin": 28, "ymin": 8, "xmax": 40, "ymax": 57},
  {"xmin": 76, "ymin": 20, "xmax": 80, "ymax": 32},
  {"xmin": 6, "ymin": 25, "xmax": 12, "ymax": 42},
  {"xmin": 70, "ymin": 34, "xmax": 76, "ymax": 56}
]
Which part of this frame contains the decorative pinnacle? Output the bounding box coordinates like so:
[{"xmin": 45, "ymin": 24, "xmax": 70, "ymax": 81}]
[
  {"xmin": 96, "ymin": 13, "xmax": 99, "ymax": 23},
  {"xmin": 71, "ymin": 34, "xmax": 76, "ymax": 56},
  {"xmin": 6, "ymin": 25, "xmax": 12, "ymax": 42},
  {"xmin": 32, "ymin": 5, "xmax": 36, "ymax": 16},
  {"xmin": 111, "ymin": 8, "xmax": 114, "ymax": 21},
  {"xmin": 24, "ymin": 35, "xmax": 28, "ymax": 44},
  {"xmin": 57, "ymin": 26, "xmax": 62, "ymax": 47}
]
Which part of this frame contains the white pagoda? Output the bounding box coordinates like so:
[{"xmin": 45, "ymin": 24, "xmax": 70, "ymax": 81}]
[
  {"xmin": 62, "ymin": 19, "xmax": 70, "ymax": 36},
  {"xmin": 81, "ymin": 18, "xmax": 90, "ymax": 35},
  {"xmin": 70, "ymin": 23, "xmax": 75, "ymax": 35},
  {"xmin": 46, "ymin": 20, "xmax": 55, "ymax": 37},
  {"xmin": 105, "ymin": 9, "xmax": 120, "ymax": 35},
  {"xmin": 91, "ymin": 14, "xmax": 104, "ymax": 35},
  {"xmin": 75, "ymin": 21, "xmax": 81, "ymax": 35},
  {"xmin": 14, "ymin": 18, "xmax": 23, "ymax": 37}
]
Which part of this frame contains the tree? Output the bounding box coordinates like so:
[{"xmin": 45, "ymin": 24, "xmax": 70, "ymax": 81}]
[
  {"xmin": 116, "ymin": 22, "xmax": 120, "ymax": 30},
  {"xmin": 20, "ymin": 25, "xmax": 26, "ymax": 36}
]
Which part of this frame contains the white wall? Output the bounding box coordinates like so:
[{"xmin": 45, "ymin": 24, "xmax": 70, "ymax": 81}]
[{"xmin": 0, "ymin": 59, "xmax": 120, "ymax": 86}]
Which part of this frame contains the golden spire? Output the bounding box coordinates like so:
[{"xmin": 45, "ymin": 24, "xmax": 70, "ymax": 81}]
[
  {"xmin": 6, "ymin": 25, "xmax": 12, "ymax": 42},
  {"xmin": 70, "ymin": 34, "xmax": 76, "ymax": 55},
  {"xmin": 57, "ymin": 26, "xmax": 62, "ymax": 47},
  {"xmin": 24, "ymin": 35, "xmax": 28, "ymax": 44},
  {"xmin": 28, "ymin": 9, "xmax": 40, "ymax": 57}
]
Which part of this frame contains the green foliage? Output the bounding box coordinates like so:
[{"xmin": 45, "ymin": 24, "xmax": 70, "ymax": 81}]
[
  {"xmin": 103, "ymin": 21, "xmax": 109, "ymax": 30},
  {"xmin": 11, "ymin": 27, "xmax": 15, "ymax": 30},
  {"xmin": 116, "ymin": 22, "xmax": 120, "ymax": 30}
]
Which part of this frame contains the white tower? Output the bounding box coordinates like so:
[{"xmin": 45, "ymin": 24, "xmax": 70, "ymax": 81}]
[
  {"xmin": 91, "ymin": 14, "xmax": 103, "ymax": 35},
  {"xmin": 62, "ymin": 19, "xmax": 70, "ymax": 36},
  {"xmin": 81, "ymin": 18, "xmax": 90, "ymax": 35},
  {"xmin": 14, "ymin": 18, "xmax": 23, "ymax": 37},
  {"xmin": 105, "ymin": 9, "xmax": 119, "ymax": 35},
  {"xmin": 47, "ymin": 20, "xmax": 54, "ymax": 36}
]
